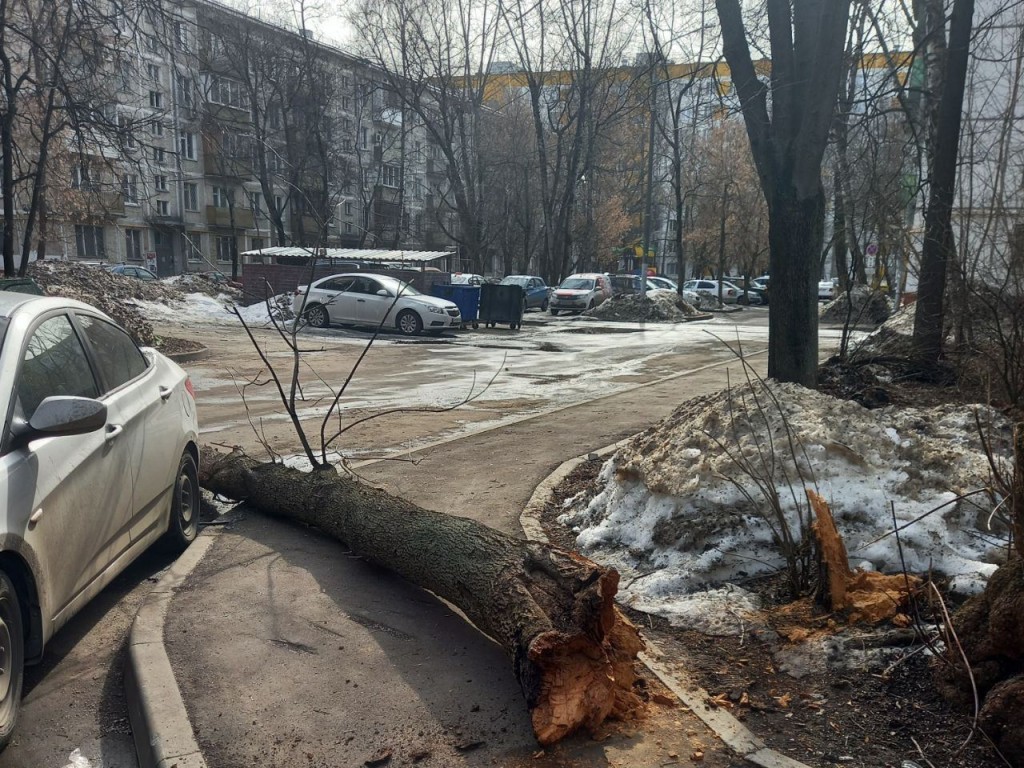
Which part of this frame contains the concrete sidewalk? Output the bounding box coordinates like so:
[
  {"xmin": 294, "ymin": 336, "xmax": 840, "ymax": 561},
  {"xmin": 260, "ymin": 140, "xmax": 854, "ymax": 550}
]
[{"xmin": 128, "ymin": 351, "xmax": 802, "ymax": 768}]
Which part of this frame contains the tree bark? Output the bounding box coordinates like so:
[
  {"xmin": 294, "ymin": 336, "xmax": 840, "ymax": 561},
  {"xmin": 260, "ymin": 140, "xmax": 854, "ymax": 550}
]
[
  {"xmin": 912, "ymin": 0, "xmax": 975, "ymax": 363},
  {"xmin": 767, "ymin": 186, "xmax": 823, "ymax": 386},
  {"xmin": 198, "ymin": 448, "xmax": 646, "ymax": 745},
  {"xmin": 1013, "ymin": 422, "xmax": 1024, "ymax": 559}
]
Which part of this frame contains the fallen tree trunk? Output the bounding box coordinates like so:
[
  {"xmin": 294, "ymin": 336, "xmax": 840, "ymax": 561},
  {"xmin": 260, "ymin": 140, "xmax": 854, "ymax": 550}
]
[{"xmin": 198, "ymin": 447, "xmax": 645, "ymax": 745}]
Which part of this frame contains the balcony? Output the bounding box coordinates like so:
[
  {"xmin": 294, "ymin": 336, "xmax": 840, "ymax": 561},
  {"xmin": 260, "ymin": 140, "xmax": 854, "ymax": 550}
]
[{"xmin": 205, "ymin": 205, "xmax": 255, "ymax": 229}]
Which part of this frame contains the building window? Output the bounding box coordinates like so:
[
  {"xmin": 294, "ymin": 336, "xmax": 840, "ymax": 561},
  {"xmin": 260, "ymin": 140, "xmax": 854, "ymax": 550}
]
[
  {"xmin": 247, "ymin": 190, "xmax": 262, "ymax": 215},
  {"xmin": 149, "ymin": 90, "xmax": 163, "ymax": 109},
  {"xmin": 185, "ymin": 232, "xmax": 202, "ymax": 261},
  {"xmin": 152, "ymin": 147, "xmax": 165, "ymax": 164},
  {"xmin": 345, "ymin": 222, "xmax": 352, "ymax": 233},
  {"xmin": 209, "ymin": 76, "xmax": 244, "ymax": 108},
  {"xmin": 154, "ymin": 174, "xmax": 168, "ymax": 192},
  {"xmin": 72, "ymin": 165, "xmax": 95, "ymax": 191},
  {"xmin": 152, "ymin": 121, "xmax": 165, "ymax": 137},
  {"xmin": 178, "ymin": 131, "xmax": 196, "ymax": 160},
  {"xmin": 342, "ymin": 97, "xmax": 350, "ymax": 111},
  {"xmin": 212, "ymin": 186, "xmax": 230, "ymax": 208},
  {"xmin": 75, "ymin": 225, "xmax": 106, "ymax": 259},
  {"xmin": 122, "ymin": 174, "xmax": 139, "ymax": 204},
  {"xmin": 184, "ymin": 182, "xmax": 198, "ymax": 210},
  {"xmin": 118, "ymin": 114, "xmax": 135, "ymax": 150},
  {"xmin": 125, "ymin": 228, "xmax": 143, "ymax": 260},
  {"xmin": 215, "ymin": 235, "xmax": 236, "ymax": 263},
  {"xmin": 176, "ymin": 73, "xmax": 193, "ymax": 108},
  {"xmin": 381, "ymin": 164, "xmax": 400, "ymax": 188},
  {"xmin": 344, "ymin": 201, "xmax": 352, "ymax": 215},
  {"xmin": 251, "ymin": 236, "xmax": 264, "ymax": 251},
  {"xmin": 174, "ymin": 20, "xmax": 190, "ymax": 51},
  {"xmin": 147, "ymin": 64, "xmax": 160, "ymax": 82},
  {"xmin": 361, "ymin": 127, "xmax": 368, "ymax": 149},
  {"xmin": 153, "ymin": 230, "xmax": 164, "ymax": 247},
  {"xmin": 156, "ymin": 199, "xmax": 170, "ymax": 216}
]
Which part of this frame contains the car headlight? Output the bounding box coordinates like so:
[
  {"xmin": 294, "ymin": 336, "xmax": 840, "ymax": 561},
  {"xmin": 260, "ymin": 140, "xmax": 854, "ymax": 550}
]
[{"xmin": 427, "ymin": 305, "xmax": 445, "ymax": 314}]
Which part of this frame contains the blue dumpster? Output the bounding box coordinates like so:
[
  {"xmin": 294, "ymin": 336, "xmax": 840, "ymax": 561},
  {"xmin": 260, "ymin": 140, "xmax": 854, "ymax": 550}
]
[{"xmin": 430, "ymin": 283, "xmax": 481, "ymax": 328}]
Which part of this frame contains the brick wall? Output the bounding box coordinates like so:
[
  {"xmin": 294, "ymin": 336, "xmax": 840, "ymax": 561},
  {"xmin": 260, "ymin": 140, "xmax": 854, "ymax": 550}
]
[{"xmin": 239, "ymin": 264, "xmax": 451, "ymax": 305}]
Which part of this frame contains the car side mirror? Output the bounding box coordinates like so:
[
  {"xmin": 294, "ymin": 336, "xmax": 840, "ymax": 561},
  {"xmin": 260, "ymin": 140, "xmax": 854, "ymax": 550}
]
[
  {"xmin": 30, "ymin": 396, "xmax": 108, "ymax": 436},
  {"xmin": 377, "ymin": 289, "xmax": 390, "ymax": 297},
  {"xmin": 10, "ymin": 396, "xmax": 107, "ymax": 449}
]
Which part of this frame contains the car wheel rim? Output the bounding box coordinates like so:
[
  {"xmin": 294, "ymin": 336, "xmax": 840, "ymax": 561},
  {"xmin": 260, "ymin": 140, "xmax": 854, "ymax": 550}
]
[
  {"xmin": 0, "ymin": 606, "xmax": 11, "ymax": 703},
  {"xmin": 179, "ymin": 468, "xmax": 195, "ymax": 528},
  {"xmin": 400, "ymin": 314, "xmax": 417, "ymax": 334}
]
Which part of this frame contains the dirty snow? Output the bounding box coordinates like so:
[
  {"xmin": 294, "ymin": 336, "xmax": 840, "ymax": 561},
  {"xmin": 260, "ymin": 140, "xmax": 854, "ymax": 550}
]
[{"xmin": 559, "ymin": 380, "xmax": 1012, "ymax": 632}]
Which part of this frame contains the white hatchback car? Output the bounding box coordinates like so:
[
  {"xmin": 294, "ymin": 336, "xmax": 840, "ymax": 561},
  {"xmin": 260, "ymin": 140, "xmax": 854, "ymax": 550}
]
[
  {"xmin": 0, "ymin": 293, "xmax": 199, "ymax": 747},
  {"xmin": 549, "ymin": 273, "xmax": 612, "ymax": 315},
  {"xmin": 293, "ymin": 273, "xmax": 462, "ymax": 335}
]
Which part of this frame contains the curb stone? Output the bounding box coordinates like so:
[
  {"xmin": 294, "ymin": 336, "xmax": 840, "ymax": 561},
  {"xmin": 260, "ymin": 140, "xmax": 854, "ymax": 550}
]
[
  {"xmin": 519, "ymin": 447, "xmax": 817, "ymax": 768},
  {"xmin": 125, "ymin": 532, "xmax": 218, "ymax": 768},
  {"xmin": 164, "ymin": 345, "xmax": 209, "ymax": 363}
]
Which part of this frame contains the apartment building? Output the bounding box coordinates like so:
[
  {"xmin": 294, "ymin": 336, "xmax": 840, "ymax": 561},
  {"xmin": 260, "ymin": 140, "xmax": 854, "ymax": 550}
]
[{"xmin": 56, "ymin": 0, "xmax": 454, "ymax": 275}]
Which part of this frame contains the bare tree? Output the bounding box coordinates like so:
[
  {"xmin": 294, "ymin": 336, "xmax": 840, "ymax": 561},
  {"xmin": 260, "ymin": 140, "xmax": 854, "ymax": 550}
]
[
  {"xmin": 913, "ymin": 0, "xmax": 976, "ymax": 363},
  {"xmin": 715, "ymin": 0, "xmax": 852, "ymax": 386}
]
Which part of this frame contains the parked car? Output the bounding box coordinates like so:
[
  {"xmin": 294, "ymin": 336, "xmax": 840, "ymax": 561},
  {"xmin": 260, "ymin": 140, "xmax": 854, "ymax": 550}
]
[
  {"xmin": 646, "ymin": 276, "xmax": 678, "ymax": 291},
  {"xmin": 293, "ymin": 273, "xmax": 462, "ymax": 335},
  {"xmin": 499, "ymin": 275, "xmax": 550, "ymax": 311},
  {"xmin": 818, "ymin": 277, "xmax": 839, "ymax": 301},
  {"xmin": 682, "ymin": 279, "xmax": 743, "ymax": 305},
  {"xmin": 0, "ymin": 293, "xmax": 199, "ymax": 747},
  {"xmin": 450, "ymin": 273, "xmax": 484, "ymax": 286},
  {"xmin": 726, "ymin": 278, "xmax": 767, "ymax": 306},
  {"xmin": 104, "ymin": 264, "xmax": 158, "ymax": 281},
  {"xmin": 549, "ymin": 273, "xmax": 612, "ymax": 315}
]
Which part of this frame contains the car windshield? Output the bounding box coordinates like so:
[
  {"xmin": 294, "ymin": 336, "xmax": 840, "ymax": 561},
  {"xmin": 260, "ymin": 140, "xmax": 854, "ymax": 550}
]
[
  {"xmin": 378, "ymin": 276, "xmax": 420, "ymax": 296},
  {"xmin": 0, "ymin": 317, "xmax": 8, "ymax": 356},
  {"xmin": 500, "ymin": 277, "xmax": 529, "ymax": 288},
  {"xmin": 560, "ymin": 278, "xmax": 595, "ymax": 290}
]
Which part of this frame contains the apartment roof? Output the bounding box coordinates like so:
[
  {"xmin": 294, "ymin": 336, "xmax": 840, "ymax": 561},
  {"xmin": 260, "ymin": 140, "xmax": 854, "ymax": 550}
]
[{"xmin": 240, "ymin": 247, "xmax": 453, "ymax": 263}]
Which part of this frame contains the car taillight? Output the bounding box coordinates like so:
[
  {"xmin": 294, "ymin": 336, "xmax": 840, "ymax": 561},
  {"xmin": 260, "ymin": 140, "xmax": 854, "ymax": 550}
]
[{"xmin": 185, "ymin": 377, "xmax": 196, "ymax": 399}]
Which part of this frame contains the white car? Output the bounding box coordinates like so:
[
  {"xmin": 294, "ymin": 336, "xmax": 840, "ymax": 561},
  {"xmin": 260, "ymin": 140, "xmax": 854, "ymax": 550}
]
[
  {"xmin": 450, "ymin": 273, "xmax": 484, "ymax": 286},
  {"xmin": 819, "ymin": 278, "xmax": 838, "ymax": 301},
  {"xmin": 0, "ymin": 293, "xmax": 199, "ymax": 746},
  {"xmin": 549, "ymin": 273, "xmax": 612, "ymax": 315},
  {"xmin": 646, "ymin": 276, "xmax": 677, "ymax": 291},
  {"xmin": 294, "ymin": 273, "xmax": 461, "ymax": 335},
  {"xmin": 682, "ymin": 279, "xmax": 742, "ymax": 305}
]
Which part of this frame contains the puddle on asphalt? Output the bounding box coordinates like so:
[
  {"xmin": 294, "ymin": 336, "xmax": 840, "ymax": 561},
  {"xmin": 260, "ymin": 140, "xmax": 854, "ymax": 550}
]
[{"xmin": 560, "ymin": 326, "xmax": 646, "ymax": 334}]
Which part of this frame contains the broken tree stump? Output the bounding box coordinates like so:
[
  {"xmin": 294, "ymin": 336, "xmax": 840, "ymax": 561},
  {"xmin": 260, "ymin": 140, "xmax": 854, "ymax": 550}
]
[
  {"xmin": 198, "ymin": 447, "xmax": 645, "ymax": 745},
  {"xmin": 808, "ymin": 490, "xmax": 920, "ymax": 623}
]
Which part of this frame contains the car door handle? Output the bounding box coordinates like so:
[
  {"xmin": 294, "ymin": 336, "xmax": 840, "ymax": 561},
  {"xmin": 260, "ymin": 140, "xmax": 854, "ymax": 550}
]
[
  {"xmin": 159, "ymin": 385, "xmax": 174, "ymax": 401},
  {"xmin": 105, "ymin": 424, "xmax": 124, "ymax": 442},
  {"xmin": 356, "ymin": 298, "xmax": 366, "ymax": 303}
]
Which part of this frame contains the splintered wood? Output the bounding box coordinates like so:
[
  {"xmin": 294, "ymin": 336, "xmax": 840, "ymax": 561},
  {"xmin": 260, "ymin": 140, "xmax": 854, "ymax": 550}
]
[{"xmin": 807, "ymin": 490, "xmax": 921, "ymax": 624}]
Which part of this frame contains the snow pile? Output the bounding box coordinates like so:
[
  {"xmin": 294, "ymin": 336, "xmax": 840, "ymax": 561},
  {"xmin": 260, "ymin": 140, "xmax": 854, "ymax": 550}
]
[
  {"xmin": 165, "ymin": 272, "xmax": 243, "ymax": 301},
  {"xmin": 558, "ymin": 381, "xmax": 1012, "ymax": 629},
  {"xmin": 584, "ymin": 290, "xmax": 701, "ymax": 322},
  {"xmin": 820, "ymin": 285, "xmax": 893, "ymax": 326},
  {"xmin": 849, "ymin": 305, "xmax": 916, "ymax": 359}
]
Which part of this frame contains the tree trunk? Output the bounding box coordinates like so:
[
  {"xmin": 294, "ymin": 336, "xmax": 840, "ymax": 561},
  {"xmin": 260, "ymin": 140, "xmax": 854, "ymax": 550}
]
[
  {"xmin": 767, "ymin": 186, "xmax": 823, "ymax": 386},
  {"xmin": 1013, "ymin": 422, "xmax": 1024, "ymax": 559},
  {"xmin": 198, "ymin": 448, "xmax": 646, "ymax": 745},
  {"xmin": 913, "ymin": 0, "xmax": 974, "ymax": 363}
]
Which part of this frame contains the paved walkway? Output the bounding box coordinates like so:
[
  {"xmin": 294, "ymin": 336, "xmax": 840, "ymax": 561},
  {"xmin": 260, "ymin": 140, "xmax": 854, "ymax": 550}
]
[{"xmin": 157, "ymin": 351, "xmax": 773, "ymax": 768}]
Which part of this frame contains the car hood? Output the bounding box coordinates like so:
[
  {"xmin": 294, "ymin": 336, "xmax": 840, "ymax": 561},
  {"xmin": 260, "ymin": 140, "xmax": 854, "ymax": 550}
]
[{"xmin": 408, "ymin": 295, "xmax": 458, "ymax": 311}]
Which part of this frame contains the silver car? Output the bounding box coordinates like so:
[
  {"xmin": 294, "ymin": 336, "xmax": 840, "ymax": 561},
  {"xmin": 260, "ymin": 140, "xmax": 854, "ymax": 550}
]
[
  {"xmin": 294, "ymin": 273, "xmax": 461, "ymax": 335},
  {"xmin": 0, "ymin": 293, "xmax": 200, "ymax": 747}
]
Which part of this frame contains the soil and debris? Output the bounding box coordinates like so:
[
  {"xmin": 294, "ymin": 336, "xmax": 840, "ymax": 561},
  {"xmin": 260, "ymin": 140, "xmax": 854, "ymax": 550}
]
[
  {"xmin": 820, "ymin": 286, "xmax": 894, "ymax": 327},
  {"xmin": 583, "ymin": 291, "xmax": 703, "ymax": 322},
  {"xmin": 541, "ymin": 458, "xmax": 1008, "ymax": 768},
  {"xmin": 28, "ymin": 260, "xmax": 184, "ymax": 346}
]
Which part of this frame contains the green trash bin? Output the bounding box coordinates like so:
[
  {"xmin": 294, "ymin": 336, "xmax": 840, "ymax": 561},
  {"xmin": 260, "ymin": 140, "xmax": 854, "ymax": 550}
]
[{"xmin": 478, "ymin": 283, "xmax": 524, "ymax": 330}]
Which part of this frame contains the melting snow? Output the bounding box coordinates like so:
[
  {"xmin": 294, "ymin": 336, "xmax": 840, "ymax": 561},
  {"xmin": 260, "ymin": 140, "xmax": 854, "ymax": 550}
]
[{"xmin": 559, "ymin": 381, "xmax": 1012, "ymax": 632}]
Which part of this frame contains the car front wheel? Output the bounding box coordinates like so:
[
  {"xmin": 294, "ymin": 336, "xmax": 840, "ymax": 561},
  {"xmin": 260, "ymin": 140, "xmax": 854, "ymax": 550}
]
[
  {"xmin": 549, "ymin": 308, "xmax": 559, "ymax": 316},
  {"xmin": 541, "ymin": 299, "xmax": 548, "ymax": 311},
  {"xmin": 304, "ymin": 303, "xmax": 330, "ymax": 329},
  {"xmin": 397, "ymin": 309, "xmax": 423, "ymax": 336},
  {"xmin": 0, "ymin": 571, "xmax": 24, "ymax": 751},
  {"xmin": 162, "ymin": 452, "xmax": 200, "ymax": 552}
]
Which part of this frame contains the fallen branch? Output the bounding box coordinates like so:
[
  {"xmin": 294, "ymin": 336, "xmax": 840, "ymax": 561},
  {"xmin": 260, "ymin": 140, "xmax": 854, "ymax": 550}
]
[{"xmin": 198, "ymin": 447, "xmax": 646, "ymax": 745}]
